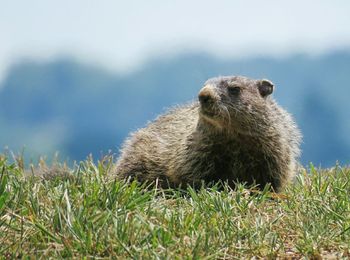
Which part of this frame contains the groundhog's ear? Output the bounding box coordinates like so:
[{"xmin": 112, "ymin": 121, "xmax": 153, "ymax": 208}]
[{"xmin": 258, "ymin": 79, "xmax": 274, "ymax": 97}]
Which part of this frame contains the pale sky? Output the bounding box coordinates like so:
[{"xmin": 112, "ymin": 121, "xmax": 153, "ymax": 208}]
[{"xmin": 1, "ymin": 0, "xmax": 350, "ymax": 82}]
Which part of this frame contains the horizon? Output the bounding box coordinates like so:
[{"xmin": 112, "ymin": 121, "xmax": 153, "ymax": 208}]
[{"xmin": 1, "ymin": 47, "xmax": 350, "ymax": 87}]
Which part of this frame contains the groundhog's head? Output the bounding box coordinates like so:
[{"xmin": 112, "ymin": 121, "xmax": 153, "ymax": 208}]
[{"xmin": 198, "ymin": 76, "xmax": 274, "ymax": 135}]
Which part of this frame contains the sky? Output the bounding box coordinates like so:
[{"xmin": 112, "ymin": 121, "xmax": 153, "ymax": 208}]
[{"xmin": 1, "ymin": 0, "xmax": 350, "ymax": 82}]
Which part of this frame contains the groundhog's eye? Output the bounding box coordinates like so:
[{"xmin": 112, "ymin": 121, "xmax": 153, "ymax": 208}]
[{"xmin": 228, "ymin": 86, "xmax": 241, "ymax": 96}]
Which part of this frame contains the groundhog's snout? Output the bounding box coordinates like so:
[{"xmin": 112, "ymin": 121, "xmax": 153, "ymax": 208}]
[{"xmin": 198, "ymin": 85, "xmax": 218, "ymax": 106}]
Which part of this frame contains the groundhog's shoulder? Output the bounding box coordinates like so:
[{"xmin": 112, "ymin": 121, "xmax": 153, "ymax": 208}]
[
  {"xmin": 119, "ymin": 102, "xmax": 199, "ymax": 153},
  {"xmin": 144, "ymin": 102, "xmax": 199, "ymax": 133}
]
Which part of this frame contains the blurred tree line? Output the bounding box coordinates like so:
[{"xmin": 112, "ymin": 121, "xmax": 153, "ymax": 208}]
[{"xmin": 0, "ymin": 51, "xmax": 349, "ymax": 167}]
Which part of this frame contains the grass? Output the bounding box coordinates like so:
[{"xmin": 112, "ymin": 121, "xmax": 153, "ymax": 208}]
[{"xmin": 0, "ymin": 155, "xmax": 350, "ymax": 258}]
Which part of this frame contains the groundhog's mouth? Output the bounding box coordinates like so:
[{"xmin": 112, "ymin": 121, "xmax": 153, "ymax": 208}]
[
  {"xmin": 199, "ymin": 109, "xmax": 224, "ymax": 129},
  {"xmin": 200, "ymin": 107, "xmax": 215, "ymax": 117}
]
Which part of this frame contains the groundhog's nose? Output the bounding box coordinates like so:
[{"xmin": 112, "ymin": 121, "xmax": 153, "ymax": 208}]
[
  {"xmin": 198, "ymin": 86, "xmax": 216, "ymax": 105},
  {"xmin": 198, "ymin": 92, "xmax": 211, "ymax": 104}
]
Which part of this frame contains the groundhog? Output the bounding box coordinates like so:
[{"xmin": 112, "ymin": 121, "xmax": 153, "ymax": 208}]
[{"xmin": 114, "ymin": 76, "xmax": 301, "ymax": 192}]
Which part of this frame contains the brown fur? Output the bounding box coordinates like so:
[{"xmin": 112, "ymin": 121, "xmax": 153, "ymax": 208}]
[{"xmin": 113, "ymin": 76, "xmax": 302, "ymax": 191}]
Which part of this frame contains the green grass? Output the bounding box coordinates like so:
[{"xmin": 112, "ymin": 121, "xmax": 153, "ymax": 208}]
[{"xmin": 0, "ymin": 155, "xmax": 350, "ymax": 259}]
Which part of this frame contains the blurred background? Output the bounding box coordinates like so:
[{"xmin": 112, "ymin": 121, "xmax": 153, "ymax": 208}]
[{"xmin": 0, "ymin": 1, "xmax": 349, "ymax": 167}]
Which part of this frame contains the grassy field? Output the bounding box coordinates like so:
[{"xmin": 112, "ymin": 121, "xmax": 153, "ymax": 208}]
[{"xmin": 0, "ymin": 155, "xmax": 350, "ymax": 259}]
